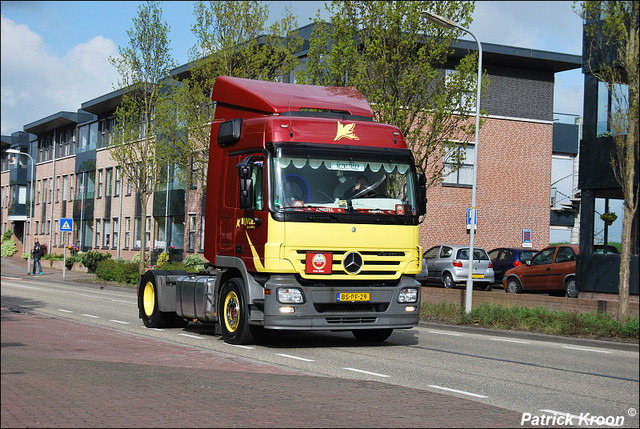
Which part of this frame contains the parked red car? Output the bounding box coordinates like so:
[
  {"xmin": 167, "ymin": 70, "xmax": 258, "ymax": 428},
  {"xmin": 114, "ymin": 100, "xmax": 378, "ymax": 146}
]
[{"xmin": 503, "ymin": 244, "xmax": 579, "ymax": 298}]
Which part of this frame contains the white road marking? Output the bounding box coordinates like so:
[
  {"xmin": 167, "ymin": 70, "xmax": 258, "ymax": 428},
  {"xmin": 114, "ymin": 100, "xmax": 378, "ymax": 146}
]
[
  {"xmin": 57, "ymin": 309, "xmax": 73, "ymax": 313},
  {"xmin": 428, "ymin": 385, "xmax": 488, "ymax": 398},
  {"xmin": 276, "ymin": 353, "xmax": 315, "ymax": 362},
  {"xmin": 81, "ymin": 314, "xmax": 99, "ymax": 318},
  {"xmin": 490, "ymin": 337, "xmax": 531, "ymax": 344},
  {"xmin": 563, "ymin": 346, "xmax": 612, "ymax": 354},
  {"xmin": 226, "ymin": 343, "xmax": 255, "ymax": 350},
  {"xmin": 179, "ymin": 333, "xmax": 205, "ymax": 340},
  {"xmin": 109, "ymin": 320, "xmax": 129, "ymax": 325},
  {"xmin": 343, "ymin": 368, "xmax": 390, "ymax": 378},
  {"xmin": 428, "ymin": 330, "xmax": 463, "ymax": 336}
]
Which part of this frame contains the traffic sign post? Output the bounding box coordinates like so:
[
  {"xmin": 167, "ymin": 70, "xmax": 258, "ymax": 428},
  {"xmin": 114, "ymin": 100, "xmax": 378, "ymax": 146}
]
[
  {"xmin": 467, "ymin": 208, "xmax": 477, "ymax": 230},
  {"xmin": 60, "ymin": 219, "xmax": 73, "ymax": 279}
]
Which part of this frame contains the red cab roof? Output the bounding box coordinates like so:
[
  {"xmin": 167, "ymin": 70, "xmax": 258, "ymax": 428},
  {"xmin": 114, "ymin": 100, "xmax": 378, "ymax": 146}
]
[{"xmin": 211, "ymin": 76, "xmax": 373, "ymax": 119}]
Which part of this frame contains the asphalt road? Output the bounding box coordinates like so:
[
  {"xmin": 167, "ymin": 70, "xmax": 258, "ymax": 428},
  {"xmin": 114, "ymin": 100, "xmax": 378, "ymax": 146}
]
[{"xmin": 2, "ymin": 276, "xmax": 639, "ymax": 428}]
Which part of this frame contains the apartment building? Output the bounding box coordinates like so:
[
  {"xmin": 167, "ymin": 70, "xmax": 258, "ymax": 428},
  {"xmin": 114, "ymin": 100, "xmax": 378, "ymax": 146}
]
[{"xmin": 1, "ymin": 24, "xmax": 581, "ymax": 263}]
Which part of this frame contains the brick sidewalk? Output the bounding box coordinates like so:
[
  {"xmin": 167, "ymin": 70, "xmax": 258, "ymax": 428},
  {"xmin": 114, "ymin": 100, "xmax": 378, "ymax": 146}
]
[{"xmin": 1, "ymin": 307, "xmax": 529, "ymax": 428}]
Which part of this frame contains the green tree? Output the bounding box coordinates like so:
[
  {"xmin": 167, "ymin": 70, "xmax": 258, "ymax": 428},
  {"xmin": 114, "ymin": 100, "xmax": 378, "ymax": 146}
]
[
  {"xmin": 299, "ymin": 1, "xmax": 486, "ymax": 190},
  {"xmin": 166, "ymin": 0, "xmax": 303, "ymax": 185},
  {"xmin": 108, "ymin": 1, "xmax": 177, "ymax": 273},
  {"xmin": 579, "ymin": 1, "xmax": 638, "ymax": 318}
]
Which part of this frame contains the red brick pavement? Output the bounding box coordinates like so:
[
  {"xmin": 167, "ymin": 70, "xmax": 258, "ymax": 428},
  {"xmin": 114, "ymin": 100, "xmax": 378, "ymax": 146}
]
[{"xmin": 1, "ymin": 307, "xmax": 530, "ymax": 428}]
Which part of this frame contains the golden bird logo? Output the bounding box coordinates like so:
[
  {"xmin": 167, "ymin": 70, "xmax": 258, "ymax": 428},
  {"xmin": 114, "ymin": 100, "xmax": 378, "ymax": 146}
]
[{"xmin": 334, "ymin": 121, "xmax": 359, "ymax": 141}]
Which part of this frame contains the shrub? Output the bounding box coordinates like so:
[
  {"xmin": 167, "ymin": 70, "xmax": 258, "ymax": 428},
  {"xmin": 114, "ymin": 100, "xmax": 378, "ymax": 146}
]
[
  {"xmin": 65, "ymin": 255, "xmax": 79, "ymax": 270},
  {"xmin": 1, "ymin": 238, "xmax": 17, "ymax": 257},
  {"xmin": 42, "ymin": 252, "xmax": 64, "ymax": 267},
  {"xmin": 80, "ymin": 250, "xmax": 112, "ymax": 273},
  {"xmin": 183, "ymin": 254, "xmax": 206, "ymax": 271},
  {"xmin": 156, "ymin": 251, "xmax": 170, "ymax": 268},
  {"xmin": 96, "ymin": 259, "xmax": 140, "ymax": 284},
  {"xmin": 2, "ymin": 230, "xmax": 12, "ymax": 242}
]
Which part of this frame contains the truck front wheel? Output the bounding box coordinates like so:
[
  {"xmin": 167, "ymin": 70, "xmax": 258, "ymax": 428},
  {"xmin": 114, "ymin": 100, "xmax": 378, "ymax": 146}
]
[{"xmin": 219, "ymin": 277, "xmax": 257, "ymax": 345}]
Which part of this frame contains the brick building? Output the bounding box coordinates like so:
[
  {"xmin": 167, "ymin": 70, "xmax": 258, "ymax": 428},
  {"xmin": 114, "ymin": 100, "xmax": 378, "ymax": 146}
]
[{"xmin": 1, "ymin": 28, "xmax": 581, "ymax": 263}]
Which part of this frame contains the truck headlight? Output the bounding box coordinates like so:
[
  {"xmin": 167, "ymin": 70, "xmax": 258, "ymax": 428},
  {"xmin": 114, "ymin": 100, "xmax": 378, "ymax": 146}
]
[
  {"xmin": 277, "ymin": 288, "xmax": 305, "ymax": 304},
  {"xmin": 398, "ymin": 288, "xmax": 418, "ymax": 303}
]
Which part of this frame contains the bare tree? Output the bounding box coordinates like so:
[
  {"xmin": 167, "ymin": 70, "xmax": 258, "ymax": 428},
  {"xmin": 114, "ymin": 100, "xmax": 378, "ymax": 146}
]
[
  {"xmin": 579, "ymin": 0, "xmax": 638, "ymax": 318},
  {"xmin": 109, "ymin": 1, "xmax": 177, "ymax": 273},
  {"xmin": 299, "ymin": 1, "xmax": 488, "ymax": 190}
]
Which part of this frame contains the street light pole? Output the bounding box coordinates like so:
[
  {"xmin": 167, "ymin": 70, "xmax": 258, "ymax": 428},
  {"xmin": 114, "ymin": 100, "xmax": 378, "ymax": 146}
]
[
  {"xmin": 422, "ymin": 11, "xmax": 483, "ymax": 313},
  {"xmin": 7, "ymin": 148, "xmax": 35, "ymax": 275}
]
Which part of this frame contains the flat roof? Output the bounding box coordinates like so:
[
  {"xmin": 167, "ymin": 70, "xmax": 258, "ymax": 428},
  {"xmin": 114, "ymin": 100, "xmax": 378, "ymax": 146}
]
[{"xmin": 23, "ymin": 111, "xmax": 95, "ymax": 135}]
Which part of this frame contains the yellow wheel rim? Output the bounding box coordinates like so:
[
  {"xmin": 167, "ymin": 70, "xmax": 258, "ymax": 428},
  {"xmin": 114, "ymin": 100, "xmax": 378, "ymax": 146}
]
[
  {"xmin": 224, "ymin": 291, "xmax": 240, "ymax": 333},
  {"xmin": 143, "ymin": 281, "xmax": 155, "ymax": 317}
]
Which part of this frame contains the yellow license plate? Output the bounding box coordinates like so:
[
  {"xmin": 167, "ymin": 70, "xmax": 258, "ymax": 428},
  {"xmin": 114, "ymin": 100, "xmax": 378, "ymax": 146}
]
[
  {"xmin": 472, "ymin": 274, "xmax": 484, "ymax": 279},
  {"xmin": 337, "ymin": 293, "xmax": 370, "ymax": 302}
]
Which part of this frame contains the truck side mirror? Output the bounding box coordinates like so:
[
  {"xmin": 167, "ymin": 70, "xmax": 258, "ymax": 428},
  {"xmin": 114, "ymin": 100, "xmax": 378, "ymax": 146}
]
[
  {"xmin": 237, "ymin": 157, "xmax": 253, "ymax": 210},
  {"xmin": 218, "ymin": 118, "xmax": 242, "ymax": 147},
  {"xmin": 416, "ymin": 173, "xmax": 427, "ymax": 216}
]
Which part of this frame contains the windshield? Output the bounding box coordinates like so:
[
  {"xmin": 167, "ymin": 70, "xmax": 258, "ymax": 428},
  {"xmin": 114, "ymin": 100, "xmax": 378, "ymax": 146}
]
[{"xmin": 272, "ymin": 152, "xmax": 417, "ymax": 217}]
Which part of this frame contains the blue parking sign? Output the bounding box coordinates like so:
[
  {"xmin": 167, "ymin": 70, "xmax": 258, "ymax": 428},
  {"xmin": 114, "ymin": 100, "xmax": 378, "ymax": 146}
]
[
  {"xmin": 60, "ymin": 218, "xmax": 73, "ymax": 232},
  {"xmin": 522, "ymin": 229, "xmax": 532, "ymax": 248}
]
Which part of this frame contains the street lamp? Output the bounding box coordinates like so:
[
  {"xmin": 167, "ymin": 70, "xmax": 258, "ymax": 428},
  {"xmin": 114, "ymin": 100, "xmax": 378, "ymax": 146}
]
[
  {"xmin": 422, "ymin": 11, "xmax": 483, "ymax": 313},
  {"xmin": 7, "ymin": 148, "xmax": 36, "ymax": 275}
]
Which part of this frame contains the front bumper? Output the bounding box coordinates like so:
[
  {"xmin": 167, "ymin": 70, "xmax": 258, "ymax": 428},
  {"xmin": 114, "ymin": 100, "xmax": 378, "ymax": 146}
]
[{"xmin": 262, "ymin": 275, "xmax": 421, "ymax": 330}]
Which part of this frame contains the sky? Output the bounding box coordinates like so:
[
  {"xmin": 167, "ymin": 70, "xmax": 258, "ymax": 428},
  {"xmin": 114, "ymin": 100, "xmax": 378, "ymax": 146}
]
[{"xmin": 0, "ymin": 1, "xmax": 585, "ymax": 136}]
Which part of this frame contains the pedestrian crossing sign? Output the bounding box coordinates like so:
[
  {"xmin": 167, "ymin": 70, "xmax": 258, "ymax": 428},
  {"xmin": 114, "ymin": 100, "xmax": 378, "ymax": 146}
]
[{"xmin": 60, "ymin": 218, "xmax": 73, "ymax": 232}]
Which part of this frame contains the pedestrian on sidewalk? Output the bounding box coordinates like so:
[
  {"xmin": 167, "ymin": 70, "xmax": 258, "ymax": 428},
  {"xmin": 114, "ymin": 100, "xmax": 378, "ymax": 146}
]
[{"xmin": 31, "ymin": 237, "xmax": 43, "ymax": 275}]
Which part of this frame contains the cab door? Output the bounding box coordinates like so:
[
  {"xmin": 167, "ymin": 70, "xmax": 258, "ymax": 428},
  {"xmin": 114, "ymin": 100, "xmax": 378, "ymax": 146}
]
[{"xmin": 235, "ymin": 155, "xmax": 268, "ymax": 272}]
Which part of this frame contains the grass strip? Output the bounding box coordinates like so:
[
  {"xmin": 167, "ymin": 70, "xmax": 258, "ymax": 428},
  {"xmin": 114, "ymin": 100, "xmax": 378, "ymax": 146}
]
[{"xmin": 420, "ymin": 302, "xmax": 639, "ymax": 341}]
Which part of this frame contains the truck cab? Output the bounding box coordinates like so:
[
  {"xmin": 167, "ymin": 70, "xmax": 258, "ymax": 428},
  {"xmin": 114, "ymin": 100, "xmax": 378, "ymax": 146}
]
[{"xmin": 138, "ymin": 76, "xmax": 426, "ymax": 344}]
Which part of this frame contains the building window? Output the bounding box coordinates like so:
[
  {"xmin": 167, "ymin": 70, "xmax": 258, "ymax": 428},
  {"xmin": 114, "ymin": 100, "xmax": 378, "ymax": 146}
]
[
  {"xmin": 69, "ymin": 174, "xmax": 74, "ymax": 201},
  {"xmin": 95, "ymin": 219, "xmax": 101, "ymax": 248},
  {"xmin": 97, "ymin": 169, "xmax": 103, "ymax": 199},
  {"xmin": 105, "ymin": 168, "xmax": 112, "ymax": 198},
  {"xmin": 199, "ymin": 215, "xmax": 205, "ymax": 252},
  {"xmin": 188, "ymin": 214, "xmax": 196, "ymax": 251},
  {"xmin": 597, "ymin": 81, "xmax": 629, "ymax": 137},
  {"xmin": 134, "ymin": 217, "xmax": 141, "ymax": 249},
  {"xmin": 55, "ymin": 176, "xmax": 60, "ymax": 202},
  {"xmin": 114, "ymin": 166, "xmax": 121, "ymax": 197},
  {"xmin": 124, "ymin": 217, "xmax": 130, "ymax": 249},
  {"xmin": 443, "ymin": 142, "xmax": 475, "ymax": 186},
  {"xmin": 103, "ymin": 219, "xmax": 110, "ymax": 248},
  {"xmin": 112, "ymin": 218, "xmax": 119, "ymax": 249},
  {"xmin": 145, "ymin": 216, "xmax": 151, "ymax": 249}
]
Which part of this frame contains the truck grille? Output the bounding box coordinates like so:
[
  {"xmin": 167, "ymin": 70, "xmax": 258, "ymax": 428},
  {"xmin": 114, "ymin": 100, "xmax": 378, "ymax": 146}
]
[
  {"xmin": 295, "ymin": 250, "xmax": 405, "ymax": 278},
  {"xmin": 325, "ymin": 316, "xmax": 378, "ymax": 324},
  {"xmin": 314, "ymin": 303, "xmax": 389, "ymax": 313}
]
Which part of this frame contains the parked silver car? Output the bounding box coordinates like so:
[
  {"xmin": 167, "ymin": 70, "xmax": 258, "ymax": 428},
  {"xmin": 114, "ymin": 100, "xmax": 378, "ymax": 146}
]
[{"xmin": 420, "ymin": 245, "xmax": 495, "ymax": 291}]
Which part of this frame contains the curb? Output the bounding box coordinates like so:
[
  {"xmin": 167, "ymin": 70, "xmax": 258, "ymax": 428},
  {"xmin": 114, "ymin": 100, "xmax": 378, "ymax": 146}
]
[{"xmin": 418, "ymin": 321, "xmax": 639, "ymax": 352}]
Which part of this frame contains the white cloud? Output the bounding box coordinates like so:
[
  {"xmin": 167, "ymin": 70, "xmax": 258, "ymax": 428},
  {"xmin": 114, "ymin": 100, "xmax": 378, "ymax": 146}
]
[{"xmin": 1, "ymin": 15, "xmax": 118, "ymax": 135}]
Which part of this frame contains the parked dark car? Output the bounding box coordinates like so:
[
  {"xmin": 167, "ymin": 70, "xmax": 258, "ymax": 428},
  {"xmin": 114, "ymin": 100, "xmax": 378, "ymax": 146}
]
[
  {"xmin": 487, "ymin": 247, "xmax": 538, "ymax": 286},
  {"xmin": 420, "ymin": 244, "xmax": 494, "ymax": 291},
  {"xmin": 503, "ymin": 244, "xmax": 579, "ymax": 298}
]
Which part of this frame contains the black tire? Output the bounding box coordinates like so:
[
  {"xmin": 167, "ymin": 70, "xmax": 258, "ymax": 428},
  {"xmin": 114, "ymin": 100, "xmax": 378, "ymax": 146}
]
[
  {"xmin": 443, "ymin": 273, "xmax": 454, "ymax": 289},
  {"xmin": 481, "ymin": 283, "xmax": 493, "ymax": 291},
  {"xmin": 565, "ymin": 277, "xmax": 578, "ymax": 298},
  {"xmin": 506, "ymin": 277, "xmax": 523, "ymax": 294},
  {"xmin": 139, "ymin": 270, "xmax": 173, "ymax": 328},
  {"xmin": 352, "ymin": 328, "xmax": 393, "ymax": 342},
  {"xmin": 219, "ymin": 277, "xmax": 258, "ymax": 345}
]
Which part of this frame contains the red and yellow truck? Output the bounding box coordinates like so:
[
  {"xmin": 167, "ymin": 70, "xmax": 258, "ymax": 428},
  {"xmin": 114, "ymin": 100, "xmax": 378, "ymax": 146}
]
[{"xmin": 138, "ymin": 76, "xmax": 426, "ymax": 344}]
